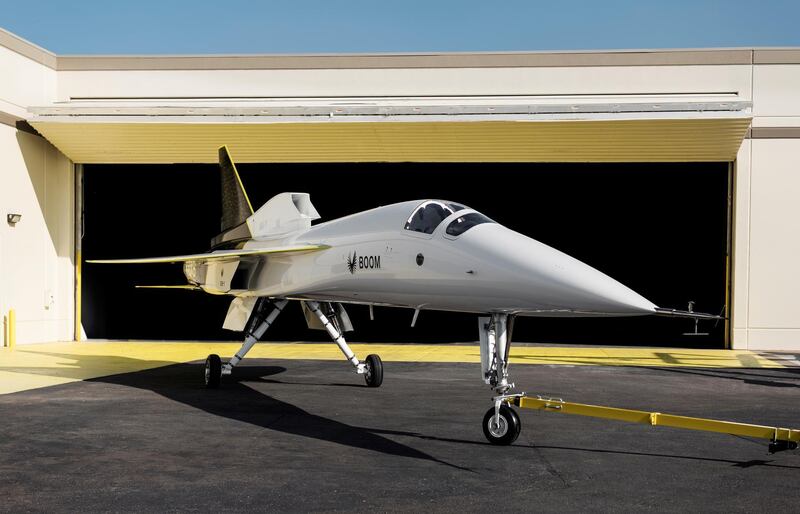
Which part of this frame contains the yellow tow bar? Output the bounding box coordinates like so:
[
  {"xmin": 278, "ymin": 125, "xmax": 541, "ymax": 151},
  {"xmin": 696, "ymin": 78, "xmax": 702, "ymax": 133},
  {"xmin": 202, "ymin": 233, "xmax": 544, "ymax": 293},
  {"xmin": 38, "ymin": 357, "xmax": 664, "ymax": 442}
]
[{"xmin": 493, "ymin": 394, "xmax": 800, "ymax": 453}]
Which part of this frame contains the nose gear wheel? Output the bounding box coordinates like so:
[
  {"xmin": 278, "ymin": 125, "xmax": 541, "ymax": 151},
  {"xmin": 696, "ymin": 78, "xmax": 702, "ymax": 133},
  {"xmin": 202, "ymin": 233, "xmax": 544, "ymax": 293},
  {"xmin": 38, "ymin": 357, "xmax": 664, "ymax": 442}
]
[{"xmin": 482, "ymin": 405, "xmax": 521, "ymax": 445}]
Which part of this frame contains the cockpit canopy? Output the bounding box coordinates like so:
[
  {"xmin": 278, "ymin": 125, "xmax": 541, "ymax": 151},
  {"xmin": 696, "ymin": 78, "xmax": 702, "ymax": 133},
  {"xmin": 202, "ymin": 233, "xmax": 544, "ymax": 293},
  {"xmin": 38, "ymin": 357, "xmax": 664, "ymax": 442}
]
[
  {"xmin": 444, "ymin": 212, "xmax": 494, "ymax": 236},
  {"xmin": 404, "ymin": 200, "xmax": 494, "ymax": 236}
]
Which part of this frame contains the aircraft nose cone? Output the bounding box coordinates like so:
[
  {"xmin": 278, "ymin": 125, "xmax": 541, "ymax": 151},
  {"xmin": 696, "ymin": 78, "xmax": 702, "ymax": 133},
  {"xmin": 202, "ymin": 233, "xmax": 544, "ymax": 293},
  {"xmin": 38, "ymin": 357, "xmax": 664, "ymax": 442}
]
[
  {"xmin": 463, "ymin": 225, "xmax": 657, "ymax": 315},
  {"xmin": 558, "ymin": 261, "xmax": 657, "ymax": 315}
]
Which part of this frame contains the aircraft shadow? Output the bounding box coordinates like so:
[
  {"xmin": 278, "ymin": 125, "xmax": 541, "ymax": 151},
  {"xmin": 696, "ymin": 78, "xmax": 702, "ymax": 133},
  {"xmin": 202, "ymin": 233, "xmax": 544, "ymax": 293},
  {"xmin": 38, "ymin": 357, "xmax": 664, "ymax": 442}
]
[{"xmin": 90, "ymin": 362, "xmax": 469, "ymax": 470}]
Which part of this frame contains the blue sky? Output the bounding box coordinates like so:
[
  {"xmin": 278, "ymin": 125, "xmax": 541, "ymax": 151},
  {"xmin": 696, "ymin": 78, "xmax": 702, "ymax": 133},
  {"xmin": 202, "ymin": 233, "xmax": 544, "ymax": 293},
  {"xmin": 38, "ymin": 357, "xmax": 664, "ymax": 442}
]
[{"xmin": 2, "ymin": 0, "xmax": 799, "ymax": 54}]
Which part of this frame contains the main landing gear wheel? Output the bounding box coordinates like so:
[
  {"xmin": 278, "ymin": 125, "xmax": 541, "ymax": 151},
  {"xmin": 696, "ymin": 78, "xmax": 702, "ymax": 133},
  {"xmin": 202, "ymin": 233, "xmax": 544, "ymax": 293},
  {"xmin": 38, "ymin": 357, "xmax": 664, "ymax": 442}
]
[
  {"xmin": 364, "ymin": 354, "xmax": 383, "ymax": 388},
  {"xmin": 482, "ymin": 405, "xmax": 521, "ymax": 445},
  {"xmin": 204, "ymin": 354, "xmax": 222, "ymax": 389}
]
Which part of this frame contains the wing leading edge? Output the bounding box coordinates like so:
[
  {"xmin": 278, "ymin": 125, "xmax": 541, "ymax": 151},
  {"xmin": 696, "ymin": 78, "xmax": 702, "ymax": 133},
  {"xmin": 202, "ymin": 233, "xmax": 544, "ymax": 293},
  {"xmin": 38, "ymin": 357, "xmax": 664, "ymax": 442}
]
[{"xmin": 86, "ymin": 244, "xmax": 330, "ymax": 264}]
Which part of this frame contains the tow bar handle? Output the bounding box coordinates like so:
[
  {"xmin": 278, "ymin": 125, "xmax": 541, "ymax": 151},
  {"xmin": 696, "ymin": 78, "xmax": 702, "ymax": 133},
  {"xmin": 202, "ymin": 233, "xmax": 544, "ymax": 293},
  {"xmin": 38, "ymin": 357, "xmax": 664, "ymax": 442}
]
[{"xmin": 511, "ymin": 395, "xmax": 799, "ymax": 453}]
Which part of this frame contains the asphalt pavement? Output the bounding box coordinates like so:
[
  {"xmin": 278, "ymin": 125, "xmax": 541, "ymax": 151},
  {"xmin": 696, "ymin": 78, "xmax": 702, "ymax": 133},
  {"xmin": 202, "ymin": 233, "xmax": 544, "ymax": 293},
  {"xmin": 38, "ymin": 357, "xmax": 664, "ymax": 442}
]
[{"xmin": 1, "ymin": 358, "xmax": 799, "ymax": 512}]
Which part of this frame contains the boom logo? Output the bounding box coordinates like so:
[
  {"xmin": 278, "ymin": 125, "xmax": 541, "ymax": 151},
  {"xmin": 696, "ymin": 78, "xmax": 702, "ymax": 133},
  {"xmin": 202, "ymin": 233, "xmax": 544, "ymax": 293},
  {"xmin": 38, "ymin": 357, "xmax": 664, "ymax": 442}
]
[{"xmin": 346, "ymin": 251, "xmax": 381, "ymax": 274}]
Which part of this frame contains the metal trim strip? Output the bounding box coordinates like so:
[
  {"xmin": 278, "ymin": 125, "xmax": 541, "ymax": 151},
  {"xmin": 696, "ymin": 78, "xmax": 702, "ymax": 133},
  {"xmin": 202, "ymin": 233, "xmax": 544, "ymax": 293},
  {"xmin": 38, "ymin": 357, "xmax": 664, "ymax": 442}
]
[
  {"xmin": 54, "ymin": 49, "xmax": 756, "ymax": 71},
  {"xmin": 749, "ymin": 127, "xmax": 800, "ymax": 139},
  {"xmin": 0, "ymin": 110, "xmax": 41, "ymax": 136},
  {"xmin": 0, "ymin": 28, "xmax": 57, "ymax": 68}
]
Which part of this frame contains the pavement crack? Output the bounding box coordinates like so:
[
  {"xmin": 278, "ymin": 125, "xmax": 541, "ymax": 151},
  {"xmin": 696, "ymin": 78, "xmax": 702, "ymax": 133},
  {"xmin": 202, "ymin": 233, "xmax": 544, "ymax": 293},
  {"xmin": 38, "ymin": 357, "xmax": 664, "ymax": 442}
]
[{"xmin": 529, "ymin": 439, "xmax": 570, "ymax": 488}]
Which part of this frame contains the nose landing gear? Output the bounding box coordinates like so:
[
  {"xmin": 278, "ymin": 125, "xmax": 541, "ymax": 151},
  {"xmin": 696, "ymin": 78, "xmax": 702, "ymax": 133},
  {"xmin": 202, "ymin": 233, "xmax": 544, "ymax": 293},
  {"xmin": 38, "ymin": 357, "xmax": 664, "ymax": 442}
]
[{"xmin": 479, "ymin": 313, "xmax": 522, "ymax": 445}]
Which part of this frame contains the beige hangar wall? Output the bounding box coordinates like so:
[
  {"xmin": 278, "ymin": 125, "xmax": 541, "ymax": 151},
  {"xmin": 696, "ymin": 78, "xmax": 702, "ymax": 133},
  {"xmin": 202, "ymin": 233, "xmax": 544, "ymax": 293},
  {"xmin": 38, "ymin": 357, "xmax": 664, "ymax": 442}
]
[
  {"xmin": 0, "ymin": 33, "xmax": 74, "ymax": 345},
  {"xmin": 54, "ymin": 65, "xmax": 752, "ymax": 101},
  {"xmin": 731, "ymin": 62, "xmax": 800, "ymax": 351}
]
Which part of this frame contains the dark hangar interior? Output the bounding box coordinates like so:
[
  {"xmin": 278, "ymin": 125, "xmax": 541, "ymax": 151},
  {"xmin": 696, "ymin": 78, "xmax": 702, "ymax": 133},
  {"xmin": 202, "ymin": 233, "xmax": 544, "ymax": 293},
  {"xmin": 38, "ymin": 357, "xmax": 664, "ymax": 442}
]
[{"xmin": 82, "ymin": 162, "xmax": 729, "ymax": 347}]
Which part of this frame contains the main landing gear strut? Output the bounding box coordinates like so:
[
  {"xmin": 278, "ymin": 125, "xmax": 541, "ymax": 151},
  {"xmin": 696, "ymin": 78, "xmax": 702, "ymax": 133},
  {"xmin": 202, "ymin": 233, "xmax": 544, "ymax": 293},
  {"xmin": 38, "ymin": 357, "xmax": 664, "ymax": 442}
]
[
  {"xmin": 304, "ymin": 301, "xmax": 383, "ymax": 388},
  {"xmin": 204, "ymin": 298, "xmax": 383, "ymax": 389}
]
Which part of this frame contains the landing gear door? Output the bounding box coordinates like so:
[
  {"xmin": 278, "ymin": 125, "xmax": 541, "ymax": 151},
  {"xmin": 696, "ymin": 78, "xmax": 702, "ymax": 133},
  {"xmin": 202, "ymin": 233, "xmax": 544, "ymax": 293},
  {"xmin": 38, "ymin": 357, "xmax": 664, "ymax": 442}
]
[
  {"xmin": 302, "ymin": 301, "xmax": 326, "ymax": 331},
  {"xmin": 334, "ymin": 303, "xmax": 354, "ymax": 332},
  {"xmin": 302, "ymin": 301, "xmax": 354, "ymax": 332},
  {"xmin": 222, "ymin": 297, "xmax": 259, "ymax": 332}
]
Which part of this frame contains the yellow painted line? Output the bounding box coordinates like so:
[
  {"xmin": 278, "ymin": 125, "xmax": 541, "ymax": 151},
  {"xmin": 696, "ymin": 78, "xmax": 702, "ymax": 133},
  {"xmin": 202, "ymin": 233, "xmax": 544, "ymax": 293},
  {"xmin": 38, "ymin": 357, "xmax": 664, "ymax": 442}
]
[{"xmin": 0, "ymin": 341, "xmax": 785, "ymax": 396}]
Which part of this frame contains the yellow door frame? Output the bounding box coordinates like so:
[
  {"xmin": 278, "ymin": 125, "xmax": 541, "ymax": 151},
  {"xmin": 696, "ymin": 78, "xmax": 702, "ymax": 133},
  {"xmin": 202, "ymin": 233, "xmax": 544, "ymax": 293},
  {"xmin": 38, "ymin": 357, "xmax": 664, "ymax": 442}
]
[{"xmin": 74, "ymin": 164, "xmax": 83, "ymax": 341}]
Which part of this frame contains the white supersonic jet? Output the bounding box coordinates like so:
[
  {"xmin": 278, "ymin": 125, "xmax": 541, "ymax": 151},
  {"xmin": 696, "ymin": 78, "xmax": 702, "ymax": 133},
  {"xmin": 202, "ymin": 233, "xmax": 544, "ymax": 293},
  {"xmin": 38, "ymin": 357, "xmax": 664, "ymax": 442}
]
[{"xmin": 89, "ymin": 146, "xmax": 721, "ymax": 445}]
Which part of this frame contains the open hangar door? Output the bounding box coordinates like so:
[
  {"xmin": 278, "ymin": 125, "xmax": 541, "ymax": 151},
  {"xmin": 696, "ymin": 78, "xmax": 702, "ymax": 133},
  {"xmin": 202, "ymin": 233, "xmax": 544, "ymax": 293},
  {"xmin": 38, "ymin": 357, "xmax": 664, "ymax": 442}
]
[{"xmin": 81, "ymin": 161, "xmax": 730, "ymax": 347}]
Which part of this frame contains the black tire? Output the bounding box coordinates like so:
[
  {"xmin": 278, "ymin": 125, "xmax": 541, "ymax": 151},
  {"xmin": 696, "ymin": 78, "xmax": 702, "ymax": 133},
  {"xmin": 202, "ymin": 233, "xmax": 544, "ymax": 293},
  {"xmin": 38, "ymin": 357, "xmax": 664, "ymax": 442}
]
[
  {"xmin": 205, "ymin": 354, "xmax": 222, "ymax": 389},
  {"xmin": 482, "ymin": 405, "xmax": 521, "ymax": 445},
  {"xmin": 364, "ymin": 354, "xmax": 383, "ymax": 388}
]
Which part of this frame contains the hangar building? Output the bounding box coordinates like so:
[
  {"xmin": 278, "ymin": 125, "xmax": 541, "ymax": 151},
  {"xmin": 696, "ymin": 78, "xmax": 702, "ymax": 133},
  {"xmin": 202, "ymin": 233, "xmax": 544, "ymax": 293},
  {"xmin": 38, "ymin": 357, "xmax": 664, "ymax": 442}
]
[{"xmin": 1, "ymin": 27, "xmax": 798, "ymax": 350}]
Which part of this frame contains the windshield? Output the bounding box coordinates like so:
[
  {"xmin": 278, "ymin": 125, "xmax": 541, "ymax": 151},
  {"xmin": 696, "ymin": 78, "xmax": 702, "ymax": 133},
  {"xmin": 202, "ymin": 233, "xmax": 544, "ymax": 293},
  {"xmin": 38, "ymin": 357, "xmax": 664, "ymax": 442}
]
[
  {"xmin": 445, "ymin": 212, "xmax": 494, "ymax": 237},
  {"xmin": 404, "ymin": 200, "xmax": 467, "ymax": 234}
]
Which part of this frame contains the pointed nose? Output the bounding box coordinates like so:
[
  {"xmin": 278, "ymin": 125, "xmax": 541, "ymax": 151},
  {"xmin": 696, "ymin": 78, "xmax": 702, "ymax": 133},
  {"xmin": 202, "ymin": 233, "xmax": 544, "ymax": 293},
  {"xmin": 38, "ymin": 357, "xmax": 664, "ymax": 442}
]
[
  {"xmin": 462, "ymin": 225, "xmax": 657, "ymax": 315},
  {"xmin": 556, "ymin": 262, "xmax": 657, "ymax": 316}
]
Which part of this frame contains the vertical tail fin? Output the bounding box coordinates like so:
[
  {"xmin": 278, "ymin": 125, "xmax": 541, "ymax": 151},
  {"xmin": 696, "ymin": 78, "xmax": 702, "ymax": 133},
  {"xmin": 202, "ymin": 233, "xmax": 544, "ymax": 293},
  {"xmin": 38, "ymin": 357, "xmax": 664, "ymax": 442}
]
[
  {"xmin": 211, "ymin": 145, "xmax": 254, "ymax": 248},
  {"xmin": 219, "ymin": 145, "xmax": 253, "ymax": 232}
]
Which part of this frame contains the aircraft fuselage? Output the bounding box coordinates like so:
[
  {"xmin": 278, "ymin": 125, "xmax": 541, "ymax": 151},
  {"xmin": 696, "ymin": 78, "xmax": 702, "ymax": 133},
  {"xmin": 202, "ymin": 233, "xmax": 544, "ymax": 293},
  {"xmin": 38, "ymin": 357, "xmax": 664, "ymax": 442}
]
[{"xmin": 185, "ymin": 200, "xmax": 657, "ymax": 317}]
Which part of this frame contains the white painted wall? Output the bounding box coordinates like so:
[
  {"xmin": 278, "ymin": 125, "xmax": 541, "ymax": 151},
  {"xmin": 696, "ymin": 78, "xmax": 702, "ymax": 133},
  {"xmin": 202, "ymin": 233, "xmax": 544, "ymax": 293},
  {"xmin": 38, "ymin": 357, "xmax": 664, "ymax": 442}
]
[
  {"xmin": 743, "ymin": 139, "xmax": 800, "ymax": 350},
  {"xmin": 752, "ymin": 65, "xmax": 800, "ymax": 118},
  {"xmin": 733, "ymin": 137, "xmax": 800, "ymax": 351},
  {"xmin": 0, "ymin": 126, "xmax": 74, "ymax": 344},
  {"xmin": 55, "ymin": 65, "xmax": 751, "ymax": 103},
  {"xmin": 731, "ymin": 140, "xmax": 751, "ymax": 349},
  {"xmin": 0, "ymin": 42, "xmax": 73, "ymax": 345},
  {"xmin": 0, "ymin": 40, "xmax": 55, "ymax": 117},
  {"xmin": 729, "ymin": 64, "xmax": 800, "ymax": 351}
]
